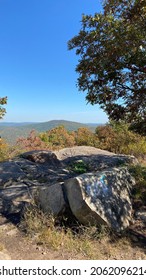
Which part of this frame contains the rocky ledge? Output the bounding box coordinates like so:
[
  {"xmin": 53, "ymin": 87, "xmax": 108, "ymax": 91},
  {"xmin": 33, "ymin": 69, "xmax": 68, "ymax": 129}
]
[{"xmin": 0, "ymin": 146, "xmax": 138, "ymax": 231}]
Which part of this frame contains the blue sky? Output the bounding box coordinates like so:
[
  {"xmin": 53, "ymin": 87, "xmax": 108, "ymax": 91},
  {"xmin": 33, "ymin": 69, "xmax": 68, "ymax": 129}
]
[{"xmin": 0, "ymin": 0, "xmax": 108, "ymax": 123}]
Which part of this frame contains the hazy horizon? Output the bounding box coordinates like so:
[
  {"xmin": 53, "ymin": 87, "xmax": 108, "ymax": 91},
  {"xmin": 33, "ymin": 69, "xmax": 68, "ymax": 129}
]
[{"xmin": 0, "ymin": 119, "xmax": 107, "ymax": 125}]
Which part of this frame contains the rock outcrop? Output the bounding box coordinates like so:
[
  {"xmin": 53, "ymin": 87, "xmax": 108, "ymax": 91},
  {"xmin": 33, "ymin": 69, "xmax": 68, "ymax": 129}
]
[
  {"xmin": 64, "ymin": 167, "xmax": 134, "ymax": 231},
  {"xmin": 0, "ymin": 146, "xmax": 137, "ymax": 231}
]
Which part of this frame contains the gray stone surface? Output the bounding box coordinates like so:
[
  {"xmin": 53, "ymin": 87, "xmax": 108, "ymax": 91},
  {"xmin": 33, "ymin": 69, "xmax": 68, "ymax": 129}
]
[
  {"xmin": 64, "ymin": 167, "xmax": 135, "ymax": 231},
  {"xmin": 0, "ymin": 147, "xmax": 137, "ymax": 231},
  {"xmin": 0, "ymin": 161, "xmax": 26, "ymax": 186},
  {"xmin": 55, "ymin": 146, "xmax": 138, "ymax": 172},
  {"xmin": 38, "ymin": 183, "xmax": 66, "ymax": 216},
  {"xmin": 21, "ymin": 150, "xmax": 61, "ymax": 166},
  {"xmin": 56, "ymin": 146, "xmax": 137, "ymax": 162},
  {"xmin": 0, "ymin": 183, "xmax": 37, "ymax": 214}
]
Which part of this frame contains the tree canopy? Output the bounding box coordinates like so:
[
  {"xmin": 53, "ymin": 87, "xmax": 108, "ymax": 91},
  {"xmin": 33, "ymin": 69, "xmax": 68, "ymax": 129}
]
[
  {"xmin": 0, "ymin": 97, "xmax": 7, "ymax": 119},
  {"xmin": 68, "ymin": 0, "xmax": 146, "ymax": 135}
]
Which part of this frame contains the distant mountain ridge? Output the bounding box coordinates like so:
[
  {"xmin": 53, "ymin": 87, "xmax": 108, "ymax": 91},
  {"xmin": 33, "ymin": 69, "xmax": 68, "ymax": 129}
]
[
  {"xmin": 0, "ymin": 120, "xmax": 102, "ymax": 144},
  {"xmin": 0, "ymin": 122, "xmax": 37, "ymax": 127}
]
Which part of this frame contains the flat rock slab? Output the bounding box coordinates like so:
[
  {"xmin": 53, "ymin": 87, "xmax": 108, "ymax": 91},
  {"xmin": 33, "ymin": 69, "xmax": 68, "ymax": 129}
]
[
  {"xmin": 55, "ymin": 146, "xmax": 138, "ymax": 171},
  {"xmin": 55, "ymin": 146, "xmax": 116, "ymax": 159}
]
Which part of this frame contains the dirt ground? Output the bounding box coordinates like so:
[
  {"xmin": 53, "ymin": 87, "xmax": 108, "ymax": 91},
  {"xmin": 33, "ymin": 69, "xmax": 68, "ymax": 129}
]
[{"xmin": 0, "ymin": 213, "xmax": 146, "ymax": 260}]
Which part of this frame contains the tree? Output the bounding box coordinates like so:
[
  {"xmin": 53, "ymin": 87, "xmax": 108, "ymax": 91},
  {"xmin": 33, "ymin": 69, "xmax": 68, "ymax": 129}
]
[
  {"xmin": 40, "ymin": 126, "xmax": 76, "ymax": 148},
  {"xmin": 68, "ymin": 0, "xmax": 146, "ymax": 135},
  {"xmin": 75, "ymin": 127, "xmax": 98, "ymax": 146},
  {"xmin": 0, "ymin": 97, "xmax": 7, "ymax": 118},
  {"xmin": 95, "ymin": 121, "xmax": 146, "ymax": 157},
  {"xmin": 95, "ymin": 125, "xmax": 117, "ymax": 151},
  {"xmin": 17, "ymin": 130, "xmax": 47, "ymax": 151}
]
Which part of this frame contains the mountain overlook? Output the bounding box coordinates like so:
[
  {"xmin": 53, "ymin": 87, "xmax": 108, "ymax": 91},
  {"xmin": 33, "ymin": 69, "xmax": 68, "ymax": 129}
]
[{"xmin": 0, "ymin": 120, "xmax": 99, "ymax": 144}]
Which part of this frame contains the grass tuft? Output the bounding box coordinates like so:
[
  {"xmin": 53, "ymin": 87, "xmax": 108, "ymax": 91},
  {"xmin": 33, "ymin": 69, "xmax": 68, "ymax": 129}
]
[{"xmin": 20, "ymin": 203, "xmax": 110, "ymax": 259}]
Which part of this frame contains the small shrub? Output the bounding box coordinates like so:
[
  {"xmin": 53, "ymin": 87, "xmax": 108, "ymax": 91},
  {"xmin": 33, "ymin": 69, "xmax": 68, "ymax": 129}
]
[
  {"xmin": 129, "ymin": 165, "xmax": 146, "ymax": 207},
  {"xmin": 20, "ymin": 204, "xmax": 53, "ymax": 236},
  {"xmin": 68, "ymin": 160, "xmax": 89, "ymax": 174}
]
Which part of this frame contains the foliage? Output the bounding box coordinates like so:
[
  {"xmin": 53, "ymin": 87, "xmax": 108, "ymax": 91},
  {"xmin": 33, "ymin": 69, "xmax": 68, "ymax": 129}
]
[
  {"xmin": 0, "ymin": 138, "xmax": 9, "ymax": 161},
  {"xmin": 129, "ymin": 165, "xmax": 146, "ymax": 207},
  {"xmin": 95, "ymin": 125, "xmax": 117, "ymax": 152},
  {"xmin": 0, "ymin": 137, "xmax": 26, "ymax": 161},
  {"xmin": 95, "ymin": 122, "xmax": 146, "ymax": 158},
  {"xmin": 39, "ymin": 126, "xmax": 76, "ymax": 149},
  {"xmin": 40, "ymin": 126, "xmax": 99, "ymax": 150},
  {"xmin": 129, "ymin": 121, "xmax": 146, "ymax": 136},
  {"xmin": 17, "ymin": 130, "xmax": 48, "ymax": 151},
  {"xmin": 4, "ymin": 123, "xmax": 145, "ymax": 160},
  {"xmin": 1, "ymin": 122, "xmax": 146, "ymax": 162},
  {"xmin": 75, "ymin": 127, "xmax": 98, "ymax": 146},
  {"xmin": 68, "ymin": 0, "xmax": 146, "ymax": 135},
  {"xmin": 0, "ymin": 97, "xmax": 7, "ymax": 119}
]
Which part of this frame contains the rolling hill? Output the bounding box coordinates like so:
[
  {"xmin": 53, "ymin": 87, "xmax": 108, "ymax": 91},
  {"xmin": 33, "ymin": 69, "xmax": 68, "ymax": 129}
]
[{"xmin": 0, "ymin": 120, "xmax": 100, "ymax": 144}]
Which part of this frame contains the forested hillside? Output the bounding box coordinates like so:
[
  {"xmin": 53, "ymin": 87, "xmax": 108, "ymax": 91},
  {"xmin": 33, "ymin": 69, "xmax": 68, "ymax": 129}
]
[{"xmin": 0, "ymin": 120, "xmax": 97, "ymax": 144}]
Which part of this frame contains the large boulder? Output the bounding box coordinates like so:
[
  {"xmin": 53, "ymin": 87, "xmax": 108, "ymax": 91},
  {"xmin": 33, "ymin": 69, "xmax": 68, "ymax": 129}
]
[
  {"xmin": 0, "ymin": 147, "xmax": 138, "ymax": 230},
  {"xmin": 21, "ymin": 150, "xmax": 61, "ymax": 166},
  {"xmin": 64, "ymin": 167, "xmax": 135, "ymax": 231}
]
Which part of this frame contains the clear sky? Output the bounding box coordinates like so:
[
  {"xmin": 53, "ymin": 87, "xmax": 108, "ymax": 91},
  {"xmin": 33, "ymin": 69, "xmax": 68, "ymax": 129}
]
[{"xmin": 0, "ymin": 0, "xmax": 108, "ymax": 124}]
